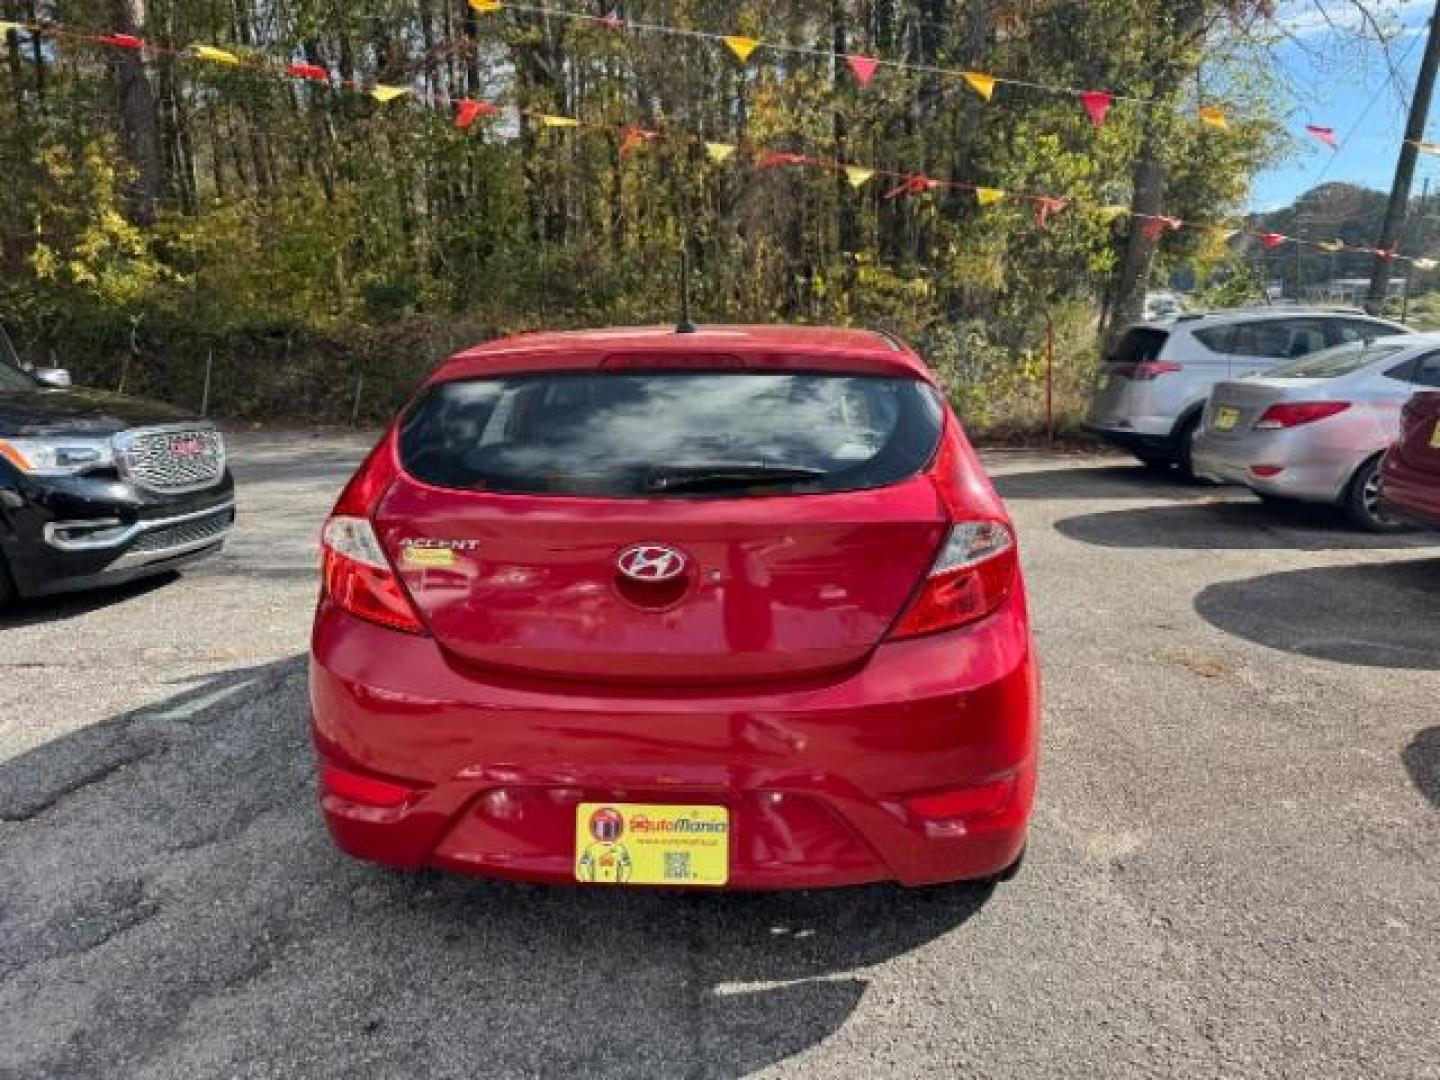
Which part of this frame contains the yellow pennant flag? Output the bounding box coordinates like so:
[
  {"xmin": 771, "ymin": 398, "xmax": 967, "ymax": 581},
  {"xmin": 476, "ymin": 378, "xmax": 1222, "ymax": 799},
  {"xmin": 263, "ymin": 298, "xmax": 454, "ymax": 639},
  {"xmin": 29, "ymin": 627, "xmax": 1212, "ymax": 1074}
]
[
  {"xmin": 724, "ymin": 35, "xmax": 761, "ymax": 63},
  {"xmin": 469, "ymin": 0, "xmax": 503, "ymax": 11},
  {"xmin": 844, "ymin": 166, "xmax": 875, "ymax": 189},
  {"xmin": 192, "ymin": 45, "xmax": 240, "ymax": 65},
  {"xmin": 705, "ymin": 141, "xmax": 736, "ymax": 163},
  {"xmin": 538, "ymin": 113, "xmax": 579, "ymax": 128},
  {"xmin": 962, "ymin": 71, "xmax": 997, "ymax": 101},
  {"xmin": 1214, "ymin": 227, "xmax": 1240, "ymax": 241},
  {"xmin": 1198, "ymin": 105, "xmax": 1227, "ymax": 129},
  {"xmin": 1414, "ymin": 257, "xmax": 1439, "ymax": 270},
  {"xmin": 975, "ymin": 187, "xmax": 1005, "ymax": 206},
  {"xmin": 0, "ymin": 21, "xmax": 22, "ymax": 34},
  {"xmin": 1096, "ymin": 205, "xmax": 1130, "ymax": 223},
  {"xmin": 371, "ymin": 85, "xmax": 409, "ymax": 103},
  {"xmin": 1413, "ymin": 141, "xmax": 1440, "ymax": 155},
  {"xmin": 1317, "ymin": 239, "xmax": 1345, "ymax": 253}
]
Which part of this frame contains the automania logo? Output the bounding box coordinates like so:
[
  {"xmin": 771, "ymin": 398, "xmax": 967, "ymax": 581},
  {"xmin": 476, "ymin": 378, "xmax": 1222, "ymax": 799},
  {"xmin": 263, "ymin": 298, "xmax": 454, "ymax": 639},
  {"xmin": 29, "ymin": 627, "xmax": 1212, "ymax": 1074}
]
[{"xmin": 629, "ymin": 816, "xmax": 728, "ymax": 835}]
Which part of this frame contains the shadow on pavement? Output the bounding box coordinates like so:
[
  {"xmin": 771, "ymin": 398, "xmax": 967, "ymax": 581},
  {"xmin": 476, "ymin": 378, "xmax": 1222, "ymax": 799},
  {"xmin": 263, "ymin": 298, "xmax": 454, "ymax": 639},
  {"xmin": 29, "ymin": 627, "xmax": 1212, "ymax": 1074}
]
[
  {"xmin": 1195, "ymin": 558, "xmax": 1440, "ymax": 670},
  {"xmin": 1055, "ymin": 500, "xmax": 1432, "ymax": 552},
  {"xmin": 0, "ymin": 572, "xmax": 181, "ymax": 629},
  {"xmin": 991, "ymin": 464, "xmax": 1211, "ymax": 502},
  {"xmin": 1404, "ymin": 728, "xmax": 1440, "ymax": 808},
  {"xmin": 0, "ymin": 657, "xmax": 989, "ymax": 1079}
]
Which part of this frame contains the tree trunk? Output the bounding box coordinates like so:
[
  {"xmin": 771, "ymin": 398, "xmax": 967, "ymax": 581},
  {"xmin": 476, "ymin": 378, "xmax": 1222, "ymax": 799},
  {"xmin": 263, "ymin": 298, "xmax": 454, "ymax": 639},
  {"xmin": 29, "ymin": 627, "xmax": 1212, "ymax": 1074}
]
[
  {"xmin": 1105, "ymin": 118, "xmax": 1167, "ymax": 349},
  {"xmin": 107, "ymin": 0, "xmax": 165, "ymax": 224}
]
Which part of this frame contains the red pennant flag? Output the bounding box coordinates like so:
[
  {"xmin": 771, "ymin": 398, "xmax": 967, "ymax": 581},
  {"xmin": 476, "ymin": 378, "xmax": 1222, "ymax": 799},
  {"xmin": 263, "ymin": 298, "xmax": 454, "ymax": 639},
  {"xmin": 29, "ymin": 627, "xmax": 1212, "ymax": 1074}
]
[
  {"xmin": 1260, "ymin": 232, "xmax": 1287, "ymax": 249},
  {"xmin": 884, "ymin": 175, "xmax": 941, "ymax": 200},
  {"xmin": 286, "ymin": 62, "xmax": 329, "ymax": 82},
  {"xmin": 1036, "ymin": 196, "xmax": 1070, "ymax": 228},
  {"xmin": 1305, "ymin": 124, "xmax": 1338, "ymax": 150},
  {"xmin": 96, "ymin": 33, "xmax": 145, "ymax": 50},
  {"xmin": 454, "ymin": 99, "xmax": 500, "ymax": 129},
  {"xmin": 847, "ymin": 54, "xmax": 880, "ymax": 87},
  {"xmin": 1140, "ymin": 216, "xmax": 1180, "ymax": 241},
  {"xmin": 619, "ymin": 125, "xmax": 659, "ymax": 156},
  {"xmin": 1371, "ymin": 247, "xmax": 1397, "ymax": 262},
  {"xmin": 757, "ymin": 151, "xmax": 811, "ymax": 169},
  {"xmin": 1080, "ymin": 91, "xmax": 1113, "ymax": 127},
  {"xmin": 597, "ymin": 11, "xmax": 626, "ymax": 29}
]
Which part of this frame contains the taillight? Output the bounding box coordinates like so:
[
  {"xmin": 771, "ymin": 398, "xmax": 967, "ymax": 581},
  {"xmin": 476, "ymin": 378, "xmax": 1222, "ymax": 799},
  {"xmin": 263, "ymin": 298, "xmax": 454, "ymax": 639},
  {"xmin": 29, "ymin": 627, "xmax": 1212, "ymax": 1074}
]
[
  {"xmin": 321, "ymin": 517, "xmax": 426, "ymax": 634},
  {"xmin": 1254, "ymin": 401, "xmax": 1351, "ymax": 429},
  {"xmin": 1110, "ymin": 360, "xmax": 1182, "ymax": 381},
  {"xmin": 888, "ymin": 521, "xmax": 1017, "ymax": 640},
  {"xmin": 319, "ymin": 431, "xmax": 424, "ymax": 634}
]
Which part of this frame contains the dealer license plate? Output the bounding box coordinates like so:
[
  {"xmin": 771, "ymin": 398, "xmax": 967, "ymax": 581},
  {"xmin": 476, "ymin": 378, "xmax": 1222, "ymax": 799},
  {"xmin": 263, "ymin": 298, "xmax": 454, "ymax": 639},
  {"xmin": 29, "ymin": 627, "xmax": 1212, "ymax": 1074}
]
[
  {"xmin": 575, "ymin": 803, "xmax": 730, "ymax": 886},
  {"xmin": 1214, "ymin": 406, "xmax": 1240, "ymax": 431}
]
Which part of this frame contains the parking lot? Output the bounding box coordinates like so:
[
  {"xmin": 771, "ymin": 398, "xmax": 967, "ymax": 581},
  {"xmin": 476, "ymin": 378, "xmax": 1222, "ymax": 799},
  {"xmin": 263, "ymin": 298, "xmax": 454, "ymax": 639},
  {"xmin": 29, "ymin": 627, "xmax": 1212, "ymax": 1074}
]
[{"xmin": 2, "ymin": 431, "xmax": 1437, "ymax": 1079}]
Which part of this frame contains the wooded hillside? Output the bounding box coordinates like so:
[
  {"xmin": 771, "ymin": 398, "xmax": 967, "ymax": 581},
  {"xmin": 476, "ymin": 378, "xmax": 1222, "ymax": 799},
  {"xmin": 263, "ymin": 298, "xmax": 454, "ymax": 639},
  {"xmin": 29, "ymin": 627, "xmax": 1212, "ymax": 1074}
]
[{"xmin": 1, "ymin": 1, "xmax": 1276, "ymax": 425}]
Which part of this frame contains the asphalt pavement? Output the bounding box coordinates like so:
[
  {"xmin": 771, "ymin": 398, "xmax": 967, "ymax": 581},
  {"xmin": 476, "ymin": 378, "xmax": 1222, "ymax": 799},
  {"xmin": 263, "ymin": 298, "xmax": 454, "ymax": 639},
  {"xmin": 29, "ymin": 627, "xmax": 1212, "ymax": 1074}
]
[{"xmin": 1, "ymin": 432, "xmax": 1437, "ymax": 1079}]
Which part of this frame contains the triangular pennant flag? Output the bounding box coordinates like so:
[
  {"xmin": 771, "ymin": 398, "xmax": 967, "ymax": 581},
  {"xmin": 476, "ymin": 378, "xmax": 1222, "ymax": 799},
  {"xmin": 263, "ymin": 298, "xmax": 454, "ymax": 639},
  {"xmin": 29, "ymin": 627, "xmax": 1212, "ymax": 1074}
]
[
  {"xmin": 619, "ymin": 126, "xmax": 658, "ymax": 156},
  {"xmin": 371, "ymin": 84, "xmax": 409, "ymax": 103},
  {"xmin": 469, "ymin": 0, "xmax": 503, "ymax": 11},
  {"xmin": 1305, "ymin": 124, "xmax": 1338, "ymax": 150},
  {"xmin": 455, "ymin": 99, "xmax": 499, "ymax": 129},
  {"xmin": 286, "ymin": 62, "xmax": 329, "ymax": 82},
  {"xmin": 885, "ymin": 176, "xmax": 940, "ymax": 200},
  {"xmin": 1036, "ymin": 196, "xmax": 1069, "ymax": 227},
  {"xmin": 1097, "ymin": 205, "xmax": 1130, "ymax": 224},
  {"xmin": 962, "ymin": 71, "xmax": 997, "ymax": 101},
  {"xmin": 975, "ymin": 186, "xmax": 1005, "ymax": 206},
  {"xmin": 725, "ymin": 36, "xmax": 761, "ymax": 63},
  {"xmin": 538, "ymin": 113, "xmax": 579, "ymax": 127},
  {"xmin": 1414, "ymin": 141, "xmax": 1440, "ymax": 155},
  {"xmin": 844, "ymin": 165, "xmax": 875, "ymax": 189},
  {"xmin": 757, "ymin": 150, "xmax": 810, "ymax": 169},
  {"xmin": 1215, "ymin": 228, "xmax": 1240, "ymax": 241},
  {"xmin": 1317, "ymin": 239, "xmax": 1345, "ymax": 253},
  {"xmin": 0, "ymin": 21, "xmax": 24, "ymax": 35},
  {"xmin": 97, "ymin": 33, "xmax": 145, "ymax": 50},
  {"xmin": 597, "ymin": 11, "xmax": 626, "ymax": 29},
  {"xmin": 847, "ymin": 54, "xmax": 880, "ymax": 87},
  {"xmin": 1413, "ymin": 257, "xmax": 1438, "ymax": 270},
  {"xmin": 1080, "ymin": 91, "xmax": 1113, "ymax": 128},
  {"xmin": 192, "ymin": 45, "xmax": 241, "ymax": 65},
  {"xmin": 1260, "ymin": 232, "xmax": 1287, "ymax": 250},
  {"xmin": 1140, "ymin": 215, "xmax": 1181, "ymax": 241},
  {"xmin": 1198, "ymin": 105, "xmax": 1227, "ymax": 129},
  {"xmin": 1372, "ymin": 248, "xmax": 1398, "ymax": 262},
  {"xmin": 705, "ymin": 141, "xmax": 736, "ymax": 163}
]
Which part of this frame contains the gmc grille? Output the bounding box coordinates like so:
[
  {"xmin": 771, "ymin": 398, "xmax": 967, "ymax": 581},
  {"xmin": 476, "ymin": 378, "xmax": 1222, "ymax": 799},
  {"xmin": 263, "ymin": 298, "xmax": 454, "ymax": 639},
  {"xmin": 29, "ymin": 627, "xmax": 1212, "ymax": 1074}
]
[{"xmin": 117, "ymin": 427, "xmax": 225, "ymax": 493}]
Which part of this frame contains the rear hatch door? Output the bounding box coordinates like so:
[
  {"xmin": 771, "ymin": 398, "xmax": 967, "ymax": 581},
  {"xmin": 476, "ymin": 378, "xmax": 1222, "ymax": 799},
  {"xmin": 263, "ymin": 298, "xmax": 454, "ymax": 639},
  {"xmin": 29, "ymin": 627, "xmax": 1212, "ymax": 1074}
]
[
  {"xmin": 380, "ymin": 369, "xmax": 949, "ymax": 685},
  {"xmin": 1089, "ymin": 327, "xmax": 1170, "ymax": 426}
]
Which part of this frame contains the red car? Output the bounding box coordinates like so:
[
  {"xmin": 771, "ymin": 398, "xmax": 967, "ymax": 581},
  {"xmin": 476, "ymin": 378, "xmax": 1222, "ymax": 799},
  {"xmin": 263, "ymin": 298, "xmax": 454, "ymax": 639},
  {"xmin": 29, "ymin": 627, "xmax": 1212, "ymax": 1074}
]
[
  {"xmin": 309, "ymin": 326, "xmax": 1038, "ymax": 890},
  {"xmin": 1382, "ymin": 390, "xmax": 1440, "ymax": 529}
]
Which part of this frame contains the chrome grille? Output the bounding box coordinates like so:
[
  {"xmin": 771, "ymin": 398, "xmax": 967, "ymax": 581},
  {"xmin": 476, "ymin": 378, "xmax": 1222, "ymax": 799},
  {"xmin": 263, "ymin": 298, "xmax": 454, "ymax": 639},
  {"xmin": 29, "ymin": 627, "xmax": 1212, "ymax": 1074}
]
[
  {"xmin": 127, "ymin": 507, "xmax": 234, "ymax": 555},
  {"xmin": 117, "ymin": 426, "xmax": 225, "ymax": 493}
]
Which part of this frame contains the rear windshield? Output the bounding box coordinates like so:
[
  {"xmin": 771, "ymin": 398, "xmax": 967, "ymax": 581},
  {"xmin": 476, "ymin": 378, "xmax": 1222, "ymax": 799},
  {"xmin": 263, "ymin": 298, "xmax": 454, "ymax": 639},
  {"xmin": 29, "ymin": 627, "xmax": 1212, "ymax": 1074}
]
[
  {"xmin": 399, "ymin": 371, "xmax": 944, "ymax": 498},
  {"xmin": 1264, "ymin": 342, "xmax": 1407, "ymax": 379},
  {"xmin": 1109, "ymin": 328, "xmax": 1169, "ymax": 365}
]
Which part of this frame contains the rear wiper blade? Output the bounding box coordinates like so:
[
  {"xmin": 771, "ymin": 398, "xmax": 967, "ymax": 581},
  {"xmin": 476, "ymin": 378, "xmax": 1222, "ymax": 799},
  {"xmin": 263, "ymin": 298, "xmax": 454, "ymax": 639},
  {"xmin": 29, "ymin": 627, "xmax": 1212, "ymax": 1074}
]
[{"xmin": 646, "ymin": 463, "xmax": 826, "ymax": 493}]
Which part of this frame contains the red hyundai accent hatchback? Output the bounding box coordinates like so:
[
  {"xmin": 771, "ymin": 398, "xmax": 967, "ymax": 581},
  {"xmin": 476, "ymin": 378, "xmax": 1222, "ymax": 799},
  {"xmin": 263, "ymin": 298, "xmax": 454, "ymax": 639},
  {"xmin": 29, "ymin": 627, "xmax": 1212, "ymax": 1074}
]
[
  {"xmin": 1382, "ymin": 390, "xmax": 1440, "ymax": 529},
  {"xmin": 309, "ymin": 326, "xmax": 1039, "ymax": 889}
]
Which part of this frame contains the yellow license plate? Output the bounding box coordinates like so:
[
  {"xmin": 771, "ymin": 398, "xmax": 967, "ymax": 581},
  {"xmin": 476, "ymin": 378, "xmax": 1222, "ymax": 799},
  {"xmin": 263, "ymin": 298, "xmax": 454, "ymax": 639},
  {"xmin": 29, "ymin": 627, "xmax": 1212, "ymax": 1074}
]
[
  {"xmin": 575, "ymin": 803, "xmax": 730, "ymax": 886},
  {"xmin": 1431, "ymin": 420, "xmax": 1440, "ymax": 449},
  {"xmin": 1214, "ymin": 406, "xmax": 1240, "ymax": 431},
  {"xmin": 1097, "ymin": 374, "xmax": 1111, "ymax": 391}
]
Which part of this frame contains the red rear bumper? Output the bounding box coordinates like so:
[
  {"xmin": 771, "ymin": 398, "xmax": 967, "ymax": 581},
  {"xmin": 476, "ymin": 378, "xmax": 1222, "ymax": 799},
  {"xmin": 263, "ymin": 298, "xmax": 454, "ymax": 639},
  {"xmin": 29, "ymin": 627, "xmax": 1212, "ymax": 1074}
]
[
  {"xmin": 309, "ymin": 599, "xmax": 1039, "ymax": 889},
  {"xmin": 1382, "ymin": 456, "xmax": 1440, "ymax": 529}
]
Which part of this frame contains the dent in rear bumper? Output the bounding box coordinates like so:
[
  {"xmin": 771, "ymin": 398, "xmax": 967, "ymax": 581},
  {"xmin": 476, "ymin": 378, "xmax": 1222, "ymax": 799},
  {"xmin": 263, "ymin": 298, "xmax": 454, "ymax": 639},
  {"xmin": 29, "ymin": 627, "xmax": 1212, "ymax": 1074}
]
[
  {"xmin": 1192, "ymin": 439, "xmax": 1353, "ymax": 502},
  {"xmin": 308, "ymin": 600, "xmax": 1039, "ymax": 888}
]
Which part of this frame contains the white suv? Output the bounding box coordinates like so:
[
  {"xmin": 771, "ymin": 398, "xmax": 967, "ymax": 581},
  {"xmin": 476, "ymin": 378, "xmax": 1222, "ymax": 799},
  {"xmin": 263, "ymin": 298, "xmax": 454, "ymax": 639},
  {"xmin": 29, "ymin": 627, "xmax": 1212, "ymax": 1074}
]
[{"xmin": 1085, "ymin": 309, "xmax": 1410, "ymax": 475}]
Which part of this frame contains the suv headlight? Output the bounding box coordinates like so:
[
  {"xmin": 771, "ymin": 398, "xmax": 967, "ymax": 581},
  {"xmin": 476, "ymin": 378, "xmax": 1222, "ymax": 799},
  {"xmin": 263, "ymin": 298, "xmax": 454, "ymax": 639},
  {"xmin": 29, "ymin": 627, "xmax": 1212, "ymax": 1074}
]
[{"xmin": 0, "ymin": 437, "xmax": 116, "ymax": 476}]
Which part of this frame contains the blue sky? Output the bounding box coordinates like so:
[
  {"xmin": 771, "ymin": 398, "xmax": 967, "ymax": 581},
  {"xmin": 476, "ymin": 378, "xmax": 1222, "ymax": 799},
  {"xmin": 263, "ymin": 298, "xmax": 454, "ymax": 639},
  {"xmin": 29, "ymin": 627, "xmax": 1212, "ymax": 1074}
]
[{"xmin": 1249, "ymin": 0, "xmax": 1435, "ymax": 209}]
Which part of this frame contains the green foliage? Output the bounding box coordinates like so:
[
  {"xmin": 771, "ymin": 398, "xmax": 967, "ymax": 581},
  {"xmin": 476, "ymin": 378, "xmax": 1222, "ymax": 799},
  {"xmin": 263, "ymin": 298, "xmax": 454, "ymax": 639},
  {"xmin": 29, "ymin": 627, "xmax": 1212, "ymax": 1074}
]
[{"xmin": 0, "ymin": 0, "xmax": 1279, "ymax": 428}]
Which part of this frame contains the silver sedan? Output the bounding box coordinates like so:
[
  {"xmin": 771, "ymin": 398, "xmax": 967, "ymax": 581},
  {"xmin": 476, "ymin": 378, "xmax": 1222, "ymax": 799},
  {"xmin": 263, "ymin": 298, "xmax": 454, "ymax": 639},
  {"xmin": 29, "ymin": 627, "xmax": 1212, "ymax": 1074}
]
[{"xmin": 1192, "ymin": 333, "xmax": 1440, "ymax": 530}]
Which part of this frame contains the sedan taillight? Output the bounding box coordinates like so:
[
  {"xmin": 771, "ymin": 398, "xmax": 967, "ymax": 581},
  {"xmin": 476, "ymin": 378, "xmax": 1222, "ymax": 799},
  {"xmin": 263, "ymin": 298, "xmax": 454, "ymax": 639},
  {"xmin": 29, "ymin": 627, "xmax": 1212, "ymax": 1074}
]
[
  {"xmin": 1254, "ymin": 401, "xmax": 1351, "ymax": 429},
  {"xmin": 888, "ymin": 521, "xmax": 1017, "ymax": 640}
]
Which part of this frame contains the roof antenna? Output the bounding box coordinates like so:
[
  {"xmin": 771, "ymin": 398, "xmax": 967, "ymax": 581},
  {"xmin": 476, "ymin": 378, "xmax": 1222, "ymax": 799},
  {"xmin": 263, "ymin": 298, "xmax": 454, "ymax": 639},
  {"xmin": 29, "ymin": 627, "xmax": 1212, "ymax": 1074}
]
[{"xmin": 676, "ymin": 246, "xmax": 697, "ymax": 334}]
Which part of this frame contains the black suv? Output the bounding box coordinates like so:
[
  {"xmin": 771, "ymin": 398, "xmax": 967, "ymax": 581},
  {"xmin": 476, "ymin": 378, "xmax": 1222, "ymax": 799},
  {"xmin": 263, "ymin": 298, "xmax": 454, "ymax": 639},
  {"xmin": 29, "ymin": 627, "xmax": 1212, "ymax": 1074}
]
[{"xmin": 0, "ymin": 346, "xmax": 234, "ymax": 605}]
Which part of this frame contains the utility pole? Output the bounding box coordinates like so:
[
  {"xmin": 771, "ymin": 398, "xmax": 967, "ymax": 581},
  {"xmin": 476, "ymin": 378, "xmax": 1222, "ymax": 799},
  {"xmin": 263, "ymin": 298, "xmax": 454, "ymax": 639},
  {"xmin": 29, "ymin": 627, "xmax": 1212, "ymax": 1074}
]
[{"xmin": 1368, "ymin": 1, "xmax": 1440, "ymax": 314}]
